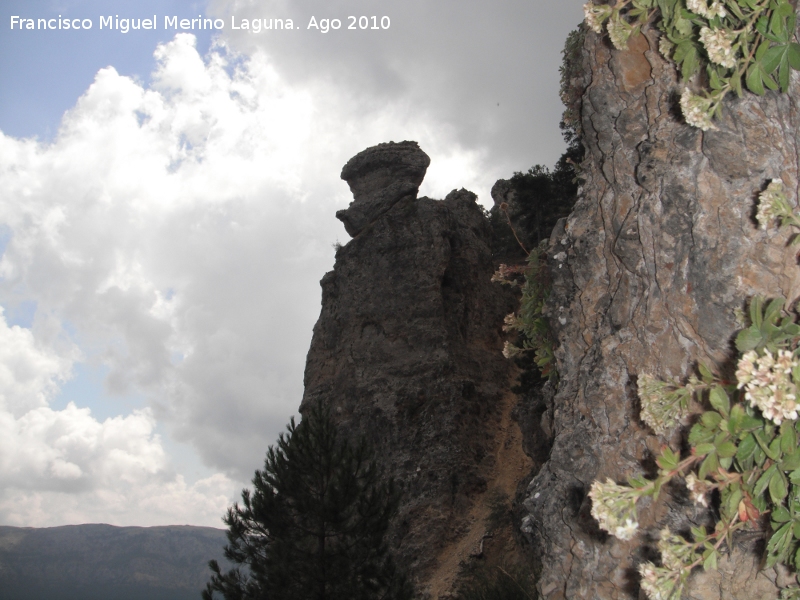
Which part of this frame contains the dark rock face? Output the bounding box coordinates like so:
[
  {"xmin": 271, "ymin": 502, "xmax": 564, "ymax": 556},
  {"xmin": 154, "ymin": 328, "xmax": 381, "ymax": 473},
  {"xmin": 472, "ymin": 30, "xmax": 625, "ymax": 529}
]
[
  {"xmin": 336, "ymin": 141, "xmax": 431, "ymax": 237},
  {"xmin": 302, "ymin": 142, "xmax": 517, "ymax": 592},
  {"xmin": 521, "ymin": 24, "xmax": 800, "ymax": 600}
]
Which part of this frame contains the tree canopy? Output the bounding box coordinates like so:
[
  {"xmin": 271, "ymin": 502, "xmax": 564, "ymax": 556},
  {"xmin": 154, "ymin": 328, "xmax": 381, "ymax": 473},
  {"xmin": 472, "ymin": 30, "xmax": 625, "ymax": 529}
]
[{"xmin": 203, "ymin": 403, "xmax": 411, "ymax": 600}]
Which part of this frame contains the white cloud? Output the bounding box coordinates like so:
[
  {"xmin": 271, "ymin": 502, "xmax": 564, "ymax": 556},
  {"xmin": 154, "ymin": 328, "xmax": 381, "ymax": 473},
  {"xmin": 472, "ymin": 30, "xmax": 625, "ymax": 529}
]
[
  {"xmin": 0, "ymin": 22, "xmax": 538, "ymax": 525},
  {"xmin": 0, "ymin": 303, "xmax": 237, "ymax": 526},
  {"xmin": 0, "ymin": 307, "xmax": 77, "ymax": 417}
]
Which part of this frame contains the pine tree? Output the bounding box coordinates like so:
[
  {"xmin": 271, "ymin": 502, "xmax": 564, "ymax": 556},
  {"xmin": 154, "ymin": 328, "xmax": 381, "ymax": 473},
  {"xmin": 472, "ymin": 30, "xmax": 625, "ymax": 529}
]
[{"xmin": 203, "ymin": 403, "xmax": 411, "ymax": 600}]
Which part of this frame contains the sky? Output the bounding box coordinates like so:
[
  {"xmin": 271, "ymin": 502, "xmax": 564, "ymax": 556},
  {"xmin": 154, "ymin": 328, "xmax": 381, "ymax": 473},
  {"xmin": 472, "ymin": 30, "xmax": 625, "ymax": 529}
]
[{"xmin": 0, "ymin": 0, "xmax": 583, "ymax": 528}]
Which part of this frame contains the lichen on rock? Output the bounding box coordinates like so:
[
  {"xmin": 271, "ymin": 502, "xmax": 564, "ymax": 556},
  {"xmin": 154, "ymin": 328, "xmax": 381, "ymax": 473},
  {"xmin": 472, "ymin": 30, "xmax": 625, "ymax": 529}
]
[{"xmin": 520, "ymin": 20, "xmax": 800, "ymax": 600}]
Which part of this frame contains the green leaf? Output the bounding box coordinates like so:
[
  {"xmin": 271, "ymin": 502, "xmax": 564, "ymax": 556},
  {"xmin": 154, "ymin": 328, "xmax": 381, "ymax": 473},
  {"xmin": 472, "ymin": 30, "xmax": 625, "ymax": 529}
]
[
  {"xmin": 769, "ymin": 436, "xmax": 784, "ymax": 460},
  {"xmin": 709, "ymin": 386, "xmax": 730, "ymax": 416},
  {"xmin": 747, "ymin": 63, "xmax": 767, "ymax": 95},
  {"xmin": 691, "ymin": 525, "xmax": 707, "ymax": 541},
  {"xmin": 675, "ymin": 17, "xmax": 693, "ymax": 36},
  {"xmin": 717, "ymin": 440, "xmax": 738, "ymax": 458},
  {"xmin": 770, "ymin": 10, "xmax": 788, "ymax": 41},
  {"xmin": 698, "ymin": 362, "xmax": 714, "ymax": 383},
  {"xmin": 767, "ymin": 522, "xmax": 793, "ymax": 567},
  {"xmin": 658, "ymin": 447, "xmax": 679, "ymax": 471},
  {"xmin": 729, "ymin": 404, "xmax": 745, "ymax": 433},
  {"xmin": 756, "ymin": 14, "xmax": 770, "ymax": 37},
  {"xmin": 790, "ymin": 468, "xmax": 800, "ymax": 484},
  {"xmin": 690, "ymin": 423, "xmax": 715, "ymax": 446},
  {"xmin": 776, "ymin": 0, "xmax": 795, "ymax": 17},
  {"xmin": 703, "ymin": 549, "xmax": 718, "ymax": 571},
  {"xmin": 736, "ymin": 433, "xmax": 757, "ymax": 462},
  {"xmin": 702, "ymin": 411, "xmax": 723, "ymax": 429},
  {"xmin": 782, "ymin": 449, "xmax": 800, "ymax": 471},
  {"xmin": 695, "ymin": 442, "xmax": 716, "ymax": 456},
  {"xmin": 731, "ymin": 71, "xmax": 744, "ymax": 97},
  {"xmin": 770, "ymin": 469, "xmax": 789, "ymax": 503},
  {"xmin": 763, "ymin": 45, "xmax": 787, "ymax": 75},
  {"xmin": 751, "ymin": 296, "xmax": 764, "ymax": 328},
  {"xmin": 779, "ymin": 57, "xmax": 790, "ymax": 92},
  {"xmin": 724, "ymin": 485, "xmax": 743, "ymax": 518},
  {"xmin": 765, "ymin": 297, "xmax": 786, "ymax": 323},
  {"xmin": 755, "ymin": 464, "xmax": 778, "ymax": 497},
  {"xmin": 736, "ymin": 326, "xmax": 763, "ymax": 352},
  {"xmin": 789, "ymin": 43, "xmax": 800, "ymax": 70},
  {"xmin": 781, "ymin": 421, "xmax": 797, "ymax": 454},
  {"xmin": 765, "ymin": 68, "xmax": 780, "ymax": 91},
  {"xmin": 773, "ymin": 506, "xmax": 792, "ymax": 523},
  {"xmin": 740, "ymin": 413, "xmax": 765, "ymax": 431},
  {"xmin": 755, "ymin": 443, "xmax": 767, "ymax": 467},
  {"xmin": 699, "ymin": 451, "xmax": 719, "ymax": 480}
]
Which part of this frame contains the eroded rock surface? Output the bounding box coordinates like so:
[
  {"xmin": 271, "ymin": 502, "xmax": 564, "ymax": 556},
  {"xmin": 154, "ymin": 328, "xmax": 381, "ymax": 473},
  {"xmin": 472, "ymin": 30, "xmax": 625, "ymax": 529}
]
[
  {"xmin": 302, "ymin": 142, "xmax": 518, "ymax": 594},
  {"xmin": 336, "ymin": 140, "xmax": 431, "ymax": 237},
  {"xmin": 521, "ymin": 23, "xmax": 800, "ymax": 600}
]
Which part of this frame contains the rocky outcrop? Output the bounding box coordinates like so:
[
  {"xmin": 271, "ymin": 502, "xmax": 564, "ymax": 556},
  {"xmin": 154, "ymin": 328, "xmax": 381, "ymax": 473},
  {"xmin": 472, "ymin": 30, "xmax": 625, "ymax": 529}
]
[
  {"xmin": 336, "ymin": 141, "xmax": 431, "ymax": 237},
  {"xmin": 301, "ymin": 142, "xmax": 521, "ymax": 594},
  {"xmin": 521, "ymin": 22, "xmax": 800, "ymax": 600}
]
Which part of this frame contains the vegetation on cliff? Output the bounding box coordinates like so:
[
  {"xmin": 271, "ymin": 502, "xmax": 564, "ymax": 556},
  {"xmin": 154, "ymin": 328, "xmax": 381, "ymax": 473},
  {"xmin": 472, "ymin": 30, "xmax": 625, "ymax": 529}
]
[
  {"xmin": 576, "ymin": 3, "xmax": 800, "ymax": 599},
  {"xmin": 204, "ymin": 403, "xmax": 410, "ymax": 600}
]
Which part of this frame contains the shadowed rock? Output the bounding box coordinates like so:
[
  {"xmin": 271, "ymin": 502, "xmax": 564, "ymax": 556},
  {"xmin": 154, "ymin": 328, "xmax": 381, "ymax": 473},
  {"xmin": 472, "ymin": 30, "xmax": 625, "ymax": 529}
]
[
  {"xmin": 336, "ymin": 140, "xmax": 430, "ymax": 237},
  {"xmin": 304, "ymin": 143, "xmax": 518, "ymax": 594}
]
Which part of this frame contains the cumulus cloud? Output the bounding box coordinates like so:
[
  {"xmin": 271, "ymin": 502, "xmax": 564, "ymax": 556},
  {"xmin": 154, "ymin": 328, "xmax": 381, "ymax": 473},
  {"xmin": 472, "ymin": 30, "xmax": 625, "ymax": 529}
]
[
  {"xmin": 0, "ymin": 31, "xmax": 508, "ymax": 526},
  {"xmin": 208, "ymin": 0, "xmax": 584, "ymax": 176},
  {"xmin": 0, "ymin": 305, "xmax": 234, "ymax": 526}
]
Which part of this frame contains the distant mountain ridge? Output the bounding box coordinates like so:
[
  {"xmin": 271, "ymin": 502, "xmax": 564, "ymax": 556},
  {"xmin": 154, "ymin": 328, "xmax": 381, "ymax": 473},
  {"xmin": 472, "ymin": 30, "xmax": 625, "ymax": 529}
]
[{"xmin": 0, "ymin": 523, "xmax": 228, "ymax": 600}]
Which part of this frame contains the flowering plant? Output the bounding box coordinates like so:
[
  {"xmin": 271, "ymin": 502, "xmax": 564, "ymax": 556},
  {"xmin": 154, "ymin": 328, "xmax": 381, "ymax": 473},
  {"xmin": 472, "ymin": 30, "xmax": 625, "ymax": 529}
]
[
  {"xmin": 494, "ymin": 242, "xmax": 557, "ymax": 379},
  {"xmin": 583, "ymin": 0, "xmax": 800, "ymax": 129},
  {"xmin": 588, "ymin": 181, "xmax": 800, "ymax": 599}
]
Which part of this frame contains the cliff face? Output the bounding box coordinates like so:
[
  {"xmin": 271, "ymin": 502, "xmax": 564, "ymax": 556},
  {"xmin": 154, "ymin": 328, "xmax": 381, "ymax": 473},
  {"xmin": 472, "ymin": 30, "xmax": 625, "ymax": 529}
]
[
  {"xmin": 521, "ymin": 23, "xmax": 800, "ymax": 600},
  {"xmin": 301, "ymin": 141, "xmax": 528, "ymax": 595}
]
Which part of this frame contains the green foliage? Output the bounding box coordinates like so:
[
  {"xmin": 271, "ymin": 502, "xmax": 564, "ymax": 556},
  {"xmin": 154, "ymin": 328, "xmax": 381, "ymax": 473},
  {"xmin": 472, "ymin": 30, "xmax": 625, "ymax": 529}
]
[
  {"xmin": 456, "ymin": 565, "xmax": 537, "ymax": 600},
  {"xmin": 496, "ymin": 244, "xmax": 557, "ymax": 380},
  {"xmin": 203, "ymin": 403, "xmax": 411, "ymax": 600},
  {"xmin": 559, "ymin": 24, "xmax": 588, "ymax": 147},
  {"xmin": 584, "ymin": 0, "xmax": 800, "ymax": 129}
]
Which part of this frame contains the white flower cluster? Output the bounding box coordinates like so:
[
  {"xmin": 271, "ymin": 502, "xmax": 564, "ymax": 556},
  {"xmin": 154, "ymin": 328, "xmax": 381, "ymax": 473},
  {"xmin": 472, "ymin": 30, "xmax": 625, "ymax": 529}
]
[
  {"xmin": 687, "ymin": 0, "xmax": 727, "ymax": 19},
  {"xmin": 756, "ymin": 179, "xmax": 790, "ymax": 229},
  {"xmin": 659, "ymin": 36, "xmax": 674, "ymax": 60},
  {"xmin": 638, "ymin": 373, "xmax": 693, "ymax": 436},
  {"xmin": 589, "ymin": 479, "xmax": 640, "ymax": 540},
  {"xmin": 699, "ymin": 27, "xmax": 737, "ymax": 68},
  {"xmin": 583, "ymin": 2, "xmax": 612, "ymax": 34},
  {"xmin": 639, "ymin": 562, "xmax": 681, "ymax": 600},
  {"xmin": 608, "ymin": 16, "xmax": 634, "ymax": 50},
  {"xmin": 502, "ymin": 312, "xmax": 518, "ymax": 333},
  {"xmin": 502, "ymin": 340, "xmax": 522, "ymax": 359},
  {"xmin": 491, "ymin": 264, "xmax": 513, "ymax": 284},
  {"xmin": 680, "ymin": 89, "xmax": 717, "ymax": 131},
  {"xmin": 736, "ymin": 349, "xmax": 800, "ymax": 425},
  {"xmin": 684, "ymin": 472, "xmax": 710, "ymax": 507},
  {"xmin": 638, "ymin": 528, "xmax": 694, "ymax": 600}
]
